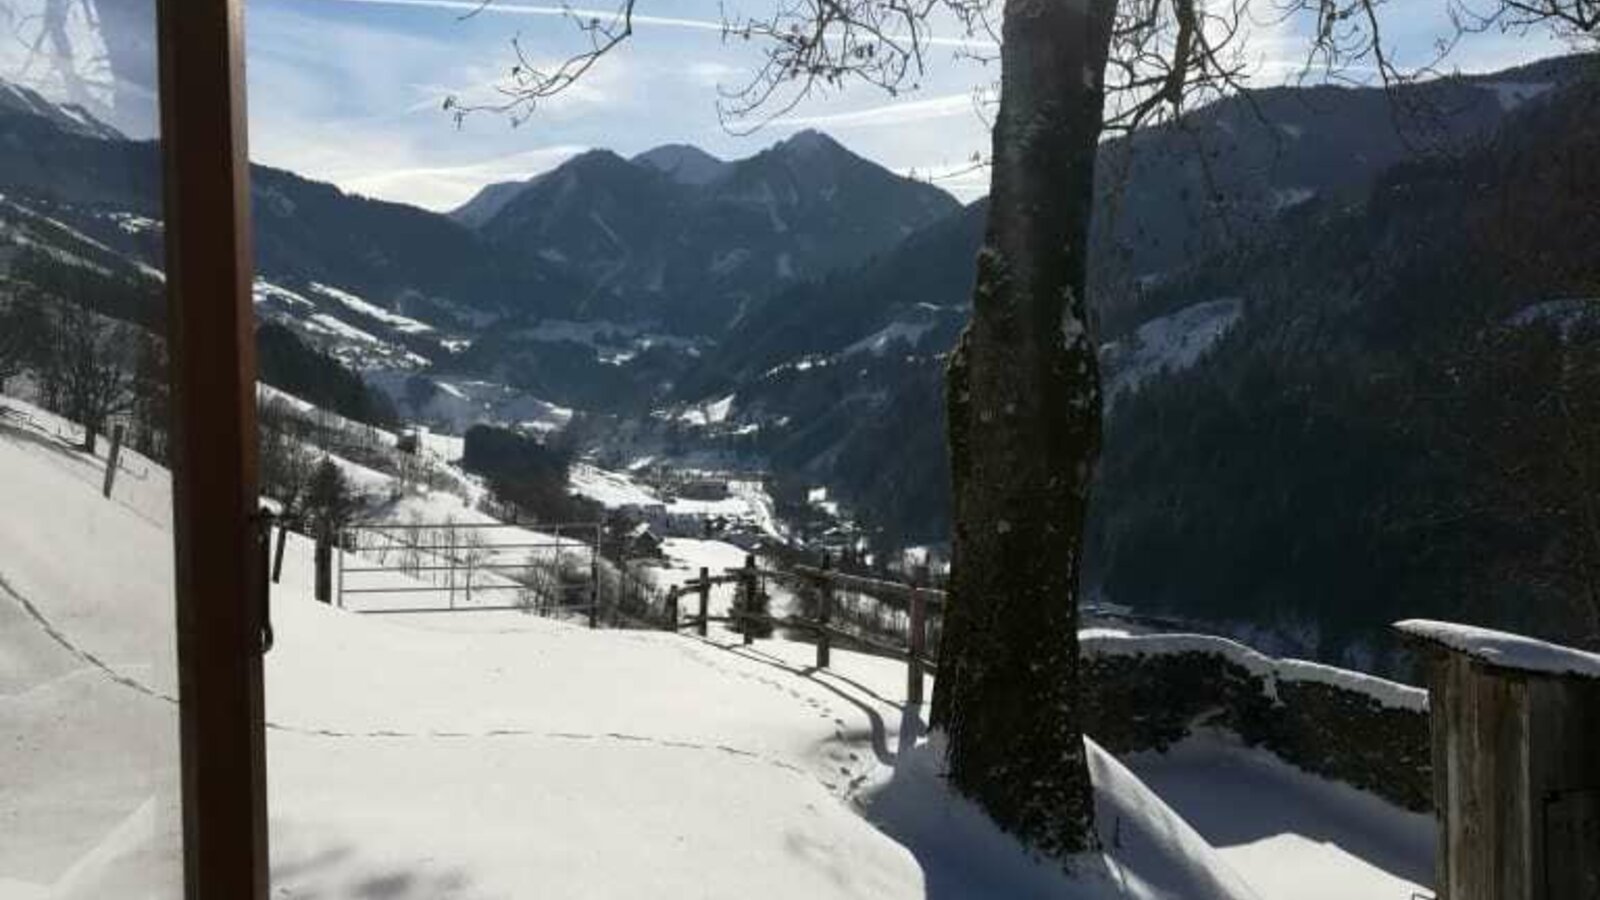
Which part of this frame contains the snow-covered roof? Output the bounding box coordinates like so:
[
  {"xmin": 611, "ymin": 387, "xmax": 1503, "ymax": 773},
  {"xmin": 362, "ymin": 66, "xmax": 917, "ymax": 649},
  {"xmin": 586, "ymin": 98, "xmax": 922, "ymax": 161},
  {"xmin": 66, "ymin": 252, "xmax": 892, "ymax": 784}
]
[{"xmin": 1395, "ymin": 619, "xmax": 1600, "ymax": 681}]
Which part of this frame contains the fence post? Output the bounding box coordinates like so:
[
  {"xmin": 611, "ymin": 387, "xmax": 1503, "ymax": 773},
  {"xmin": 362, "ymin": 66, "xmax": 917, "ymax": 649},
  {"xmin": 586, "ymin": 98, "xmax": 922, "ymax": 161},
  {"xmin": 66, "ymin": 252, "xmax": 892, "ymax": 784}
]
[
  {"xmin": 588, "ymin": 524, "xmax": 600, "ymax": 629},
  {"xmin": 101, "ymin": 423, "xmax": 125, "ymax": 498},
  {"xmin": 697, "ymin": 566, "xmax": 710, "ymax": 637},
  {"xmin": 741, "ymin": 554, "xmax": 758, "ymax": 646},
  {"xmin": 816, "ymin": 551, "xmax": 833, "ymax": 670},
  {"xmin": 447, "ymin": 523, "xmax": 456, "ymax": 611},
  {"xmin": 271, "ymin": 524, "xmax": 288, "ymax": 585},
  {"xmin": 907, "ymin": 584, "xmax": 926, "ymax": 707},
  {"xmin": 314, "ymin": 529, "xmax": 332, "ymax": 605},
  {"xmin": 666, "ymin": 585, "xmax": 679, "ymax": 631}
]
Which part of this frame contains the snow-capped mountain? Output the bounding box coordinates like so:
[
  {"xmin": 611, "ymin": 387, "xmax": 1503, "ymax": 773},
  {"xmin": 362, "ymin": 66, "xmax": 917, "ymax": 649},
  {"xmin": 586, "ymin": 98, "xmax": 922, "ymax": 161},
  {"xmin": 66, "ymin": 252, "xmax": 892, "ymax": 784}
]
[{"xmin": 0, "ymin": 80, "xmax": 122, "ymax": 140}]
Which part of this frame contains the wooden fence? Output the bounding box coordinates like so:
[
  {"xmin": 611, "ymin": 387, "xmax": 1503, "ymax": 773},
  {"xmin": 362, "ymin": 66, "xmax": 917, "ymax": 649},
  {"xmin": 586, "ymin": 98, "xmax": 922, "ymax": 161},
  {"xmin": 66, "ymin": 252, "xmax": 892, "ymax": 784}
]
[{"xmin": 663, "ymin": 555, "xmax": 944, "ymax": 705}]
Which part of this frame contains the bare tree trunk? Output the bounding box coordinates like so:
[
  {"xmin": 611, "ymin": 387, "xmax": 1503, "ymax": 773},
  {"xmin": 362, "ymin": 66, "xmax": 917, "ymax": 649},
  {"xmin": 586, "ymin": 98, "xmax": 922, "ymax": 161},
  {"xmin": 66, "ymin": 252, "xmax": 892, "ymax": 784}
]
[{"xmin": 931, "ymin": 0, "xmax": 1116, "ymax": 860}]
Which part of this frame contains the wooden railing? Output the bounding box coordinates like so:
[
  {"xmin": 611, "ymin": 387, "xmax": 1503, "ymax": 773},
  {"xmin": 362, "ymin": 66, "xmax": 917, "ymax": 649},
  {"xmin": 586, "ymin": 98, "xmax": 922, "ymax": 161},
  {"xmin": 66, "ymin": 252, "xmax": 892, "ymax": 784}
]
[{"xmin": 663, "ymin": 555, "xmax": 942, "ymax": 705}]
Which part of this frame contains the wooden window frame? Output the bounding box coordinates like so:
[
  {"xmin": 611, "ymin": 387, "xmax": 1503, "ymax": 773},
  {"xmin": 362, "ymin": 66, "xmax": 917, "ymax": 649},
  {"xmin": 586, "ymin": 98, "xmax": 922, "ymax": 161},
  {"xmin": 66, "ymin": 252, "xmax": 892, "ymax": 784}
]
[{"xmin": 156, "ymin": 1, "xmax": 271, "ymax": 897}]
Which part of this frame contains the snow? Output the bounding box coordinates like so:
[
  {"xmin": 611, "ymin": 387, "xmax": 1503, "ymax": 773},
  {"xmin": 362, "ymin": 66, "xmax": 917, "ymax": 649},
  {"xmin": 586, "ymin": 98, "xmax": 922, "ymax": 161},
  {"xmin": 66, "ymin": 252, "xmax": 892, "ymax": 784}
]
[
  {"xmin": 365, "ymin": 373, "xmax": 575, "ymax": 435},
  {"xmin": 253, "ymin": 283, "xmax": 431, "ymax": 370},
  {"xmin": 1479, "ymin": 80, "xmax": 1553, "ymax": 111},
  {"xmin": 729, "ymin": 477, "xmax": 785, "ymax": 540},
  {"xmin": 105, "ymin": 212, "xmax": 160, "ymax": 236},
  {"xmin": 306, "ymin": 312, "xmax": 383, "ymax": 346},
  {"xmin": 307, "ymin": 282, "xmax": 435, "ymax": 335},
  {"xmin": 570, "ymin": 462, "xmax": 663, "ymax": 508},
  {"xmin": 1081, "ymin": 630, "xmax": 1428, "ymax": 711},
  {"xmin": 257, "ymin": 383, "xmax": 402, "ymax": 449},
  {"xmin": 252, "ymin": 279, "xmax": 315, "ymax": 309},
  {"xmin": 1103, "ymin": 299, "xmax": 1244, "ymax": 402},
  {"xmin": 845, "ymin": 319, "xmax": 937, "ymax": 357},
  {"xmin": 1270, "ymin": 187, "xmax": 1315, "ymax": 211},
  {"xmin": 680, "ymin": 393, "xmax": 736, "ymax": 426},
  {"xmin": 0, "ymin": 392, "xmax": 1437, "ymax": 900},
  {"xmin": 809, "ymin": 486, "xmax": 842, "ymax": 517},
  {"xmin": 587, "ymin": 210, "xmax": 625, "ymax": 250},
  {"xmin": 1396, "ymin": 618, "xmax": 1600, "ymax": 680},
  {"xmin": 1124, "ymin": 731, "xmax": 1434, "ymax": 900},
  {"xmin": 1508, "ymin": 296, "xmax": 1599, "ymax": 338},
  {"xmin": 710, "ymin": 247, "xmax": 751, "ymax": 276},
  {"xmin": 414, "ymin": 427, "xmax": 464, "ymax": 462}
]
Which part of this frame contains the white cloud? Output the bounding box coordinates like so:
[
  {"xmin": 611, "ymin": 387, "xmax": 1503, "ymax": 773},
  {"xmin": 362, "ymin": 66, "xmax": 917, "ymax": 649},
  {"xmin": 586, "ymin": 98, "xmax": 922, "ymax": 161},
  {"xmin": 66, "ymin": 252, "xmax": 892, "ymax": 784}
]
[
  {"xmin": 321, "ymin": 0, "xmax": 997, "ymax": 48},
  {"xmin": 771, "ymin": 91, "xmax": 983, "ymax": 130},
  {"xmin": 324, "ymin": 0, "xmax": 731, "ymax": 33},
  {"xmin": 341, "ymin": 143, "xmax": 589, "ymax": 209}
]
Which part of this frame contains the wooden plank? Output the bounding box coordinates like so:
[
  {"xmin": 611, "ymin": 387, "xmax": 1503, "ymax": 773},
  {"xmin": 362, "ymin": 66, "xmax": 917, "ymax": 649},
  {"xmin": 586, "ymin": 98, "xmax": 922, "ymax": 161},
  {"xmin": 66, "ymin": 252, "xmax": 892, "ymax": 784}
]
[
  {"xmin": 156, "ymin": 0, "xmax": 270, "ymax": 895},
  {"xmin": 789, "ymin": 565, "xmax": 946, "ymax": 610}
]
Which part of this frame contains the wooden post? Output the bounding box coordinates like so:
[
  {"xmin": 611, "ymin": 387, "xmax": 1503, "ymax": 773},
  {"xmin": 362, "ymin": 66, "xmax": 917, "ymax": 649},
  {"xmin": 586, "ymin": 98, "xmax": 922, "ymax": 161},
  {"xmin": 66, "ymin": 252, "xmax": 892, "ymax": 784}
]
[
  {"xmin": 313, "ymin": 531, "xmax": 332, "ymax": 605},
  {"xmin": 335, "ymin": 530, "xmax": 346, "ymax": 609},
  {"xmin": 907, "ymin": 584, "xmax": 926, "ymax": 707},
  {"xmin": 816, "ymin": 552, "xmax": 832, "ymax": 670},
  {"xmin": 697, "ymin": 566, "xmax": 710, "ymax": 637},
  {"xmin": 589, "ymin": 523, "xmax": 601, "ymax": 629},
  {"xmin": 666, "ymin": 586, "xmax": 679, "ymax": 631},
  {"xmin": 101, "ymin": 423, "xmax": 125, "ymax": 498},
  {"xmin": 271, "ymin": 524, "xmax": 287, "ymax": 585},
  {"xmin": 741, "ymin": 555, "xmax": 758, "ymax": 645},
  {"xmin": 159, "ymin": 0, "xmax": 271, "ymax": 889}
]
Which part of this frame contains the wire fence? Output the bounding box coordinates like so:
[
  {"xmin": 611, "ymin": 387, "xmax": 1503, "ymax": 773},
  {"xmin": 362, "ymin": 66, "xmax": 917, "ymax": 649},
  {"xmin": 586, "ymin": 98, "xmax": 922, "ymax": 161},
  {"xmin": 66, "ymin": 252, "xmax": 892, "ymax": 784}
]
[
  {"xmin": 661, "ymin": 558, "xmax": 943, "ymax": 704},
  {"xmin": 336, "ymin": 521, "xmax": 602, "ymax": 619},
  {"xmin": 326, "ymin": 520, "xmax": 940, "ymax": 695}
]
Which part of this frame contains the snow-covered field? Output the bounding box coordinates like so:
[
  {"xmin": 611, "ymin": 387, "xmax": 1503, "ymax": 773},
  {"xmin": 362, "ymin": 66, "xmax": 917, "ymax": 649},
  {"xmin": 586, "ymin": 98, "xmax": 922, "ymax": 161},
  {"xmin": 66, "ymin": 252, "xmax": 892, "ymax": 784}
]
[
  {"xmin": 0, "ymin": 395, "xmax": 1436, "ymax": 900},
  {"xmin": 569, "ymin": 462, "xmax": 787, "ymax": 541},
  {"xmin": 364, "ymin": 371, "xmax": 574, "ymax": 435}
]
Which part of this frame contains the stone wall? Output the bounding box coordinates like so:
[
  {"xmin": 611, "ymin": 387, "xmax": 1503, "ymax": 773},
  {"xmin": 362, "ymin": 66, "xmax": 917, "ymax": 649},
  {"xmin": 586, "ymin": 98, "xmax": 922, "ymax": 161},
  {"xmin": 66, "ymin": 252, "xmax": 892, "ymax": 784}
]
[{"xmin": 1079, "ymin": 631, "xmax": 1433, "ymax": 813}]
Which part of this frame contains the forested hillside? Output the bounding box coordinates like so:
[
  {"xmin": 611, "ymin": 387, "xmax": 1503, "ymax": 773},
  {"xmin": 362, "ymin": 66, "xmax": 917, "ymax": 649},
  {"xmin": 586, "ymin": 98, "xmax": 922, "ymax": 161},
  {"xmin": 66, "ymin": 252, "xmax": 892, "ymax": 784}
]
[{"xmin": 1088, "ymin": 70, "xmax": 1600, "ymax": 666}]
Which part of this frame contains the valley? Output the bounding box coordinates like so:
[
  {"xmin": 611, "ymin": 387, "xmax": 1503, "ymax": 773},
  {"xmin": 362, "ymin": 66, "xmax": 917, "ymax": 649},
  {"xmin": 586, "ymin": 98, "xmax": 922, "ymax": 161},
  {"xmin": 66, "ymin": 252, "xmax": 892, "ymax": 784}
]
[{"xmin": 2, "ymin": 54, "xmax": 1599, "ymax": 674}]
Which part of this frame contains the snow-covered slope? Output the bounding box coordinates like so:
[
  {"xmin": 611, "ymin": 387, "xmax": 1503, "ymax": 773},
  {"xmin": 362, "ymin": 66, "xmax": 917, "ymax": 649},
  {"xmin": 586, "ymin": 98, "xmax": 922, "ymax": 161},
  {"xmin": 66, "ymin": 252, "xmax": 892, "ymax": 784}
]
[
  {"xmin": 1125, "ymin": 731, "xmax": 1434, "ymax": 900},
  {"xmin": 1102, "ymin": 298, "xmax": 1244, "ymax": 402},
  {"xmin": 0, "ymin": 393, "xmax": 1426, "ymax": 899}
]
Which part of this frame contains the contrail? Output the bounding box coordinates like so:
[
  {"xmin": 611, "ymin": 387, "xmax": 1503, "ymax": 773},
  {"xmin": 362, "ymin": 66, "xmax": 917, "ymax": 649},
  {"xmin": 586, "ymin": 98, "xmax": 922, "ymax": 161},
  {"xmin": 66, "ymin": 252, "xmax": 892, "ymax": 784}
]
[{"xmin": 320, "ymin": 0, "xmax": 998, "ymax": 49}]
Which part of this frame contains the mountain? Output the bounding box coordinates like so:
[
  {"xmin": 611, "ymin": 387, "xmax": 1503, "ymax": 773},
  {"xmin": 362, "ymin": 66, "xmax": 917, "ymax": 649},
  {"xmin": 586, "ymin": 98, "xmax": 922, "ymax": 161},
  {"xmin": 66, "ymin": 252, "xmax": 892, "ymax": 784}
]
[
  {"xmin": 0, "ymin": 80, "xmax": 959, "ymax": 417},
  {"xmin": 0, "ymin": 80, "xmax": 123, "ymax": 141},
  {"xmin": 1088, "ymin": 54, "xmax": 1599, "ymax": 326},
  {"xmin": 682, "ymin": 57, "xmax": 1600, "ymax": 391},
  {"xmin": 447, "ymin": 144, "xmax": 728, "ymax": 229},
  {"xmin": 658, "ymin": 55, "xmax": 1600, "ymax": 669},
  {"xmin": 474, "ymin": 130, "xmax": 960, "ymax": 333},
  {"xmin": 249, "ymin": 165, "xmax": 579, "ymax": 327},
  {"xmin": 632, "ymin": 144, "xmax": 729, "ymax": 185},
  {"xmin": 449, "ymin": 177, "xmax": 544, "ymax": 229}
]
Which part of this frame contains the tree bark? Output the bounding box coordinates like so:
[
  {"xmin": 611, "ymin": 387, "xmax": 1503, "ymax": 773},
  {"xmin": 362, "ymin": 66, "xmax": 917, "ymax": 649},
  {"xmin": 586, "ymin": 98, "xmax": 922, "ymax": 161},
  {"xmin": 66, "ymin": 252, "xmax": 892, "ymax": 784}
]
[{"xmin": 930, "ymin": 0, "xmax": 1116, "ymax": 861}]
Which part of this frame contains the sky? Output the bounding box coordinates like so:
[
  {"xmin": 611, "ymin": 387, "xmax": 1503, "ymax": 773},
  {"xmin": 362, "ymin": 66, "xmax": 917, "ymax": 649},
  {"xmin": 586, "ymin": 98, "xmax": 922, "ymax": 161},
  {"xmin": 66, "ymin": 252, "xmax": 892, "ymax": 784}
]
[{"xmin": 0, "ymin": 0, "xmax": 1579, "ymax": 211}]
